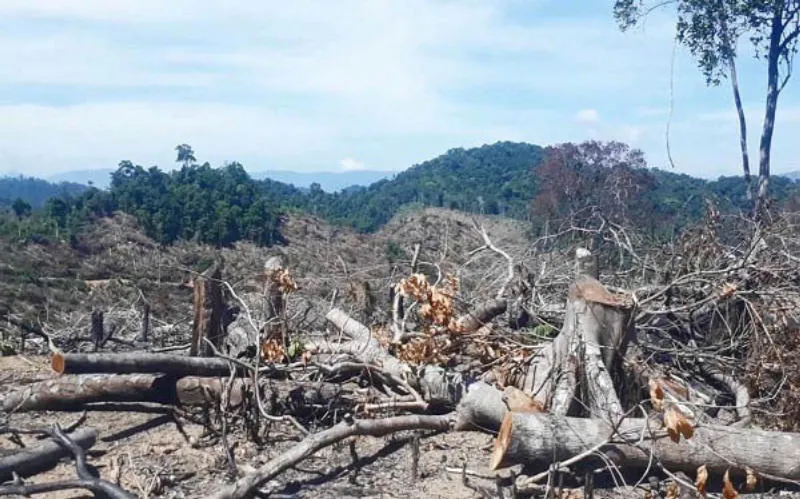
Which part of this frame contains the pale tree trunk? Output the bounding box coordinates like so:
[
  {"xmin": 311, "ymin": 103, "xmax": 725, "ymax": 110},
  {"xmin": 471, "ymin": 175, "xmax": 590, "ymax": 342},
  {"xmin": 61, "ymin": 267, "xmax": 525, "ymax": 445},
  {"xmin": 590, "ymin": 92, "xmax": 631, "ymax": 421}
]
[
  {"xmin": 730, "ymin": 53, "xmax": 752, "ymax": 198},
  {"xmin": 718, "ymin": 4, "xmax": 751, "ymax": 200}
]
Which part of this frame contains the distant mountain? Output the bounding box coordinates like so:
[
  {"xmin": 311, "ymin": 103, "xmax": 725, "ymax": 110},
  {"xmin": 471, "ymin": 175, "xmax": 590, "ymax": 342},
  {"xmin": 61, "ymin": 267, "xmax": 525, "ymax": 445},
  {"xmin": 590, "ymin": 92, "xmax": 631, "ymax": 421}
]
[
  {"xmin": 780, "ymin": 171, "xmax": 800, "ymax": 182},
  {"xmin": 250, "ymin": 169, "xmax": 395, "ymax": 192},
  {"xmin": 0, "ymin": 175, "xmax": 88, "ymax": 208},
  {"xmin": 48, "ymin": 169, "xmax": 114, "ymax": 189}
]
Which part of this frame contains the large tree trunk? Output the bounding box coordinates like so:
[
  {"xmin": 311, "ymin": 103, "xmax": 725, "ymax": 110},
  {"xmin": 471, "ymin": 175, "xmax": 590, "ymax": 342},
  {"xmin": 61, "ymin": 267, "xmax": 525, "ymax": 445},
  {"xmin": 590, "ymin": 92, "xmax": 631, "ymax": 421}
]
[
  {"xmin": 511, "ymin": 275, "xmax": 633, "ymax": 418},
  {"xmin": 328, "ymin": 249, "xmax": 634, "ymax": 424},
  {"xmin": 492, "ymin": 411, "xmax": 800, "ymax": 481}
]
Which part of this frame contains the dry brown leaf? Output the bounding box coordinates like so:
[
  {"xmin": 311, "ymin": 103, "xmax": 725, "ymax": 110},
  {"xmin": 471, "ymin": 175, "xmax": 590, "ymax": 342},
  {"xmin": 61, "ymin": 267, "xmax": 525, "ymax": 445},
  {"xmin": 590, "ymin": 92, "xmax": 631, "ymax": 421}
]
[
  {"xmin": 664, "ymin": 405, "xmax": 694, "ymax": 443},
  {"xmin": 664, "ymin": 481, "xmax": 679, "ymax": 499},
  {"xmin": 649, "ymin": 378, "xmax": 665, "ymax": 411},
  {"xmin": 695, "ymin": 464, "xmax": 708, "ymax": 497},
  {"xmin": 723, "ymin": 469, "xmax": 738, "ymax": 498},
  {"xmin": 745, "ymin": 467, "xmax": 757, "ymax": 492},
  {"xmin": 720, "ymin": 282, "xmax": 738, "ymax": 299}
]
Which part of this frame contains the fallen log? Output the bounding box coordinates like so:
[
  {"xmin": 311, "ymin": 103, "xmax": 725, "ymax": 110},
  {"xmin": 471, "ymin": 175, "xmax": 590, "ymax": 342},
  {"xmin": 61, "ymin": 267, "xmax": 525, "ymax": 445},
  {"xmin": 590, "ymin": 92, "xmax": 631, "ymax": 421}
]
[
  {"xmin": 324, "ymin": 307, "xmax": 408, "ymax": 381},
  {"xmin": 0, "ymin": 428, "xmax": 97, "ymax": 481},
  {"xmin": 3, "ymin": 374, "xmax": 358, "ymax": 414},
  {"xmin": 51, "ymin": 352, "xmax": 249, "ymax": 377},
  {"xmin": 492, "ymin": 411, "xmax": 800, "ymax": 482}
]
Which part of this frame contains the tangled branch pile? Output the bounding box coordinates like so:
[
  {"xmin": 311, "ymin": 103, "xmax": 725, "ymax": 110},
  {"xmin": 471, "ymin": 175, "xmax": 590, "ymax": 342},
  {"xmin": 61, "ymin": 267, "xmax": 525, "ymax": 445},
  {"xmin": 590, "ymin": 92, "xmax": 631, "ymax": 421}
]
[{"xmin": 4, "ymin": 209, "xmax": 800, "ymax": 498}]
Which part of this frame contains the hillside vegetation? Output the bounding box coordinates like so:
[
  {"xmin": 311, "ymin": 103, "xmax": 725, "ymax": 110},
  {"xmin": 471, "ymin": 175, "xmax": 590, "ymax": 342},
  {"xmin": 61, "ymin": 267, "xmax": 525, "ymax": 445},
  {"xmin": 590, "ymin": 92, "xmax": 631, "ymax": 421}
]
[{"xmin": 3, "ymin": 140, "xmax": 800, "ymax": 248}]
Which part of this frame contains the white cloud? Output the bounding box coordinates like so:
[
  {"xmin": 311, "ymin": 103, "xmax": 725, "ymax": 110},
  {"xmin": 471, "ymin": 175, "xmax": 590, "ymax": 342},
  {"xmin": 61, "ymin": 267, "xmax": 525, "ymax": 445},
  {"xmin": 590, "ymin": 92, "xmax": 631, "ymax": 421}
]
[
  {"xmin": 575, "ymin": 109, "xmax": 601, "ymax": 124},
  {"xmin": 0, "ymin": 0, "xmax": 797, "ymax": 178},
  {"xmin": 339, "ymin": 158, "xmax": 366, "ymax": 171}
]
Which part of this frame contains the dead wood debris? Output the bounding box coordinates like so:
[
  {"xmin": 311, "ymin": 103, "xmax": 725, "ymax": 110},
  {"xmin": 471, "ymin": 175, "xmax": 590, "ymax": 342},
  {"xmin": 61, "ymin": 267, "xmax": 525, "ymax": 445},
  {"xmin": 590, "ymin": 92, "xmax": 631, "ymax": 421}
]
[{"xmin": 4, "ymin": 212, "xmax": 800, "ymax": 497}]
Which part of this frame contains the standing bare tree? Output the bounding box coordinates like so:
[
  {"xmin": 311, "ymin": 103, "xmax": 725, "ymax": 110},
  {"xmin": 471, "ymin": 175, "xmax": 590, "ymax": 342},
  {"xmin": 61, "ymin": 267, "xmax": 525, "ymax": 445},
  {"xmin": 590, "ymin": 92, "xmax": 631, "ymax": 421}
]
[{"xmin": 614, "ymin": 0, "xmax": 800, "ymax": 213}]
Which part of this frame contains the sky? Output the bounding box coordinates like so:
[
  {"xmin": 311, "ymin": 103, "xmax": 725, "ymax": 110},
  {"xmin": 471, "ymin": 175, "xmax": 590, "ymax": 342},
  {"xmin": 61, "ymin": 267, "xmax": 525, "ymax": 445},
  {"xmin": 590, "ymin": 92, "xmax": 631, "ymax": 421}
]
[{"xmin": 0, "ymin": 0, "xmax": 799, "ymax": 180}]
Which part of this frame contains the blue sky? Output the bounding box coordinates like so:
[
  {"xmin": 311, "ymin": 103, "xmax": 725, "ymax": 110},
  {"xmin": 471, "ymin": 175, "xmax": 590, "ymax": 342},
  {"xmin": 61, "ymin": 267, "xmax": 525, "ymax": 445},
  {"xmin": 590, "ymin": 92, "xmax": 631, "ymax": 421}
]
[{"xmin": 0, "ymin": 0, "xmax": 799, "ymax": 179}]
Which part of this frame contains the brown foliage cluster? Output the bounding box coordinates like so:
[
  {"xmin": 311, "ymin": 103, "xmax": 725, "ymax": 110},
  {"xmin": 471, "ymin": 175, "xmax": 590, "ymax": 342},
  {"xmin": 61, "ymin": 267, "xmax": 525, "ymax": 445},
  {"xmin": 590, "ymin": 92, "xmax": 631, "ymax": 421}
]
[
  {"xmin": 266, "ymin": 267, "xmax": 297, "ymax": 294},
  {"xmin": 394, "ymin": 273, "xmax": 465, "ymax": 365}
]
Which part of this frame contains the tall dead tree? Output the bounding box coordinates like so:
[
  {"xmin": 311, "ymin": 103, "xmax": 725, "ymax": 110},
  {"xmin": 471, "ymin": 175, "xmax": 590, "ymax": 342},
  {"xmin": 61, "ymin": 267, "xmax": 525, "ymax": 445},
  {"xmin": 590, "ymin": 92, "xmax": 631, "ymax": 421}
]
[{"xmin": 190, "ymin": 261, "xmax": 226, "ymax": 357}]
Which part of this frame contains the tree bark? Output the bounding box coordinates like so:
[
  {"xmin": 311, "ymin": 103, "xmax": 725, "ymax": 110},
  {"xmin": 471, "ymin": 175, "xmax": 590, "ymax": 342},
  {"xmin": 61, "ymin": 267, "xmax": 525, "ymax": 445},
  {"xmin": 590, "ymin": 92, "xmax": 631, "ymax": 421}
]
[
  {"xmin": 191, "ymin": 262, "xmax": 226, "ymax": 357},
  {"xmin": 0, "ymin": 428, "xmax": 97, "ymax": 481},
  {"xmin": 492, "ymin": 411, "xmax": 800, "ymax": 481}
]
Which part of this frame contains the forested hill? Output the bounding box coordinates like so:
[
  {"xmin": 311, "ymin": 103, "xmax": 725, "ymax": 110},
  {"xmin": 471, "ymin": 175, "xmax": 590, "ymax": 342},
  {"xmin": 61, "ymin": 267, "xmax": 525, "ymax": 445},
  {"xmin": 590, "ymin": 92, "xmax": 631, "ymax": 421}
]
[
  {"xmin": 3, "ymin": 140, "xmax": 799, "ymax": 247},
  {"xmin": 308, "ymin": 141, "xmax": 800, "ymax": 233},
  {"xmin": 312, "ymin": 141, "xmax": 544, "ymax": 231}
]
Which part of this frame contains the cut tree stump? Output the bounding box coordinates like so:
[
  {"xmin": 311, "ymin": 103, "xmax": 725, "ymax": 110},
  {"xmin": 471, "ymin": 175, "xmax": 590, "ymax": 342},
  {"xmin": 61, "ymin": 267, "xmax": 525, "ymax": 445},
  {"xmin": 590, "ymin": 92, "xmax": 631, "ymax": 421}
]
[
  {"xmin": 191, "ymin": 261, "xmax": 226, "ymax": 357},
  {"xmin": 0, "ymin": 428, "xmax": 97, "ymax": 481},
  {"xmin": 515, "ymin": 273, "xmax": 634, "ymax": 418}
]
